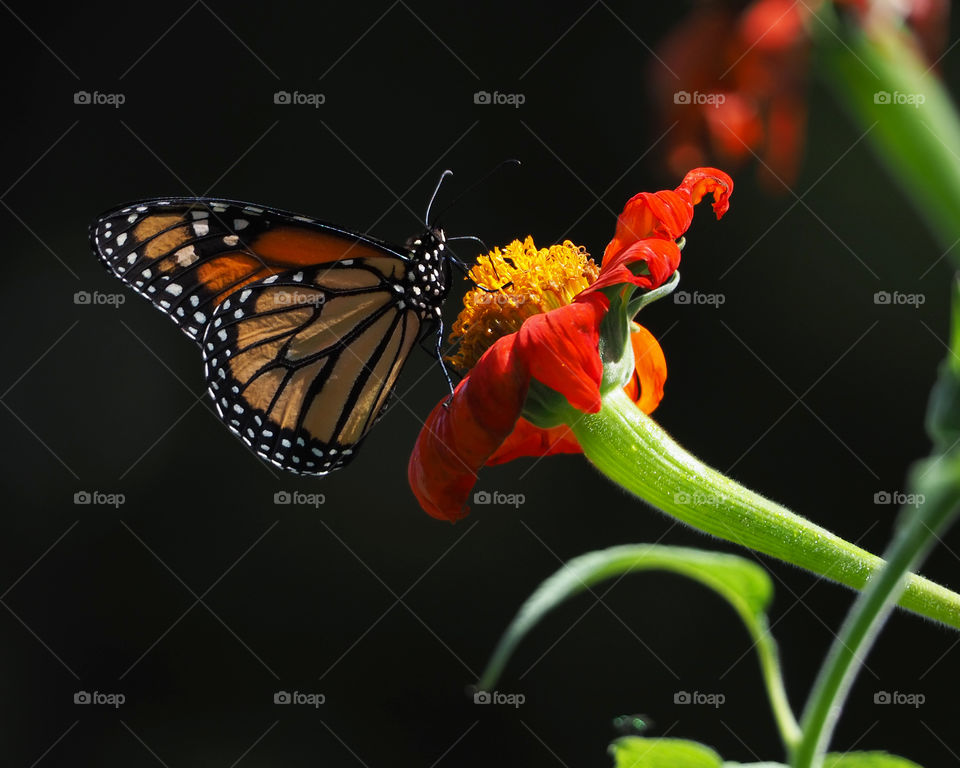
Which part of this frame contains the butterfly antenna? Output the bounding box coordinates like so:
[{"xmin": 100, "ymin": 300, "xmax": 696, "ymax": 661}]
[
  {"xmin": 424, "ymin": 169, "xmax": 454, "ymax": 228},
  {"xmin": 445, "ymin": 236, "xmax": 512, "ymax": 291},
  {"xmin": 446, "ymin": 234, "xmax": 489, "ymax": 251},
  {"xmin": 429, "ymin": 158, "xmax": 521, "ymax": 227}
]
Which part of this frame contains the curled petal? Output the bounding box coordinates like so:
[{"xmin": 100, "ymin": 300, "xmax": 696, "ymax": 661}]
[
  {"xmin": 408, "ymin": 341, "xmax": 527, "ymax": 522},
  {"xmin": 677, "ymin": 167, "xmax": 734, "ymax": 219},
  {"xmin": 486, "ymin": 420, "xmax": 581, "ymax": 465},
  {"xmin": 585, "ymin": 238, "xmax": 682, "ymax": 295},
  {"xmin": 604, "ymin": 189, "xmax": 693, "ymax": 261},
  {"xmin": 622, "ymin": 324, "xmax": 668, "ymax": 414},
  {"xmin": 603, "ymin": 168, "xmax": 734, "ymax": 266}
]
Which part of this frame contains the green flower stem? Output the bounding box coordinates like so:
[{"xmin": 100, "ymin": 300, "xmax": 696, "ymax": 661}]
[
  {"xmin": 745, "ymin": 611, "xmax": 802, "ymax": 750},
  {"xmin": 791, "ymin": 452, "xmax": 960, "ymax": 768},
  {"xmin": 570, "ymin": 388, "xmax": 960, "ymax": 630}
]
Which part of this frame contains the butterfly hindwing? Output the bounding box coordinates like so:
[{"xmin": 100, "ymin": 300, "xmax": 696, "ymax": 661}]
[
  {"xmin": 89, "ymin": 197, "xmax": 406, "ymax": 343},
  {"xmin": 201, "ymin": 258, "xmax": 423, "ymax": 474}
]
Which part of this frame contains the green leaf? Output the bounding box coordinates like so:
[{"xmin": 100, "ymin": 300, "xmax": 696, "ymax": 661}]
[
  {"xmin": 823, "ymin": 752, "xmax": 924, "ymax": 768},
  {"xmin": 816, "ymin": 12, "xmax": 960, "ymax": 252},
  {"xmin": 477, "ymin": 544, "xmax": 772, "ymax": 691},
  {"xmin": 609, "ymin": 737, "xmax": 722, "ymax": 768},
  {"xmin": 926, "ymin": 278, "xmax": 960, "ymax": 450}
]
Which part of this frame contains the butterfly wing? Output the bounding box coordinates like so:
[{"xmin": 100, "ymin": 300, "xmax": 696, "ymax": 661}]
[
  {"xmin": 89, "ymin": 197, "xmax": 405, "ymax": 343},
  {"xmin": 202, "ymin": 259, "xmax": 423, "ymax": 474}
]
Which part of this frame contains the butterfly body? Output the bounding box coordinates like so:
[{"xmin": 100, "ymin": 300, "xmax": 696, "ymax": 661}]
[{"xmin": 90, "ymin": 197, "xmax": 450, "ymax": 475}]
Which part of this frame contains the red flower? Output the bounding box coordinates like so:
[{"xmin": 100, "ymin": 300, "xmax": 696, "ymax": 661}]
[
  {"xmin": 653, "ymin": 0, "xmax": 949, "ymax": 188},
  {"xmin": 408, "ymin": 169, "xmax": 733, "ymax": 522}
]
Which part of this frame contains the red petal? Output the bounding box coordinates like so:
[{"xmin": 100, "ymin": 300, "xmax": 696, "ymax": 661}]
[
  {"xmin": 408, "ymin": 300, "xmax": 606, "ymax": 521},
  {"xmin": 408, "ymin": 340, "xmax": 528, "ymax": 522},
  {"xmin": 622, "ymin": 324, "xmax": 668, "ymax": 414},
  {"xmin": 486, "ymin": 420, "xmax": 581, "ymax": 465},
  {"xmin": 516, "ymin": 298, "xmax": 606, "ymax": 414},
  {"xmin": 602, "ymin": 168, "xmax": 733, "ymax": 269},
  {"xmin": 585, "ymin": 238, "xmax": 682, "ymax": 295},
  {"xmin": 489, "ymin": 323, "xmax": 668, "ymax": 464},
  {"xmin": 677, "ymin": 167, "xmax": 734, "ymax": 220},
  {"xmin": 603, "ymin": 189, "xmax": 692, "ymax": 263}
]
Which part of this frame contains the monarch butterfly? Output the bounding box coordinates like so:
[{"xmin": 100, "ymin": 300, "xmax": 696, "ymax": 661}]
[{"xmin": 89, "ymin": 174, "xmax": 478, "ymax": 475}]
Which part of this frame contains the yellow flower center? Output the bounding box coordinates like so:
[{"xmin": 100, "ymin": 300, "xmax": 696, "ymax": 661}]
[{"xmin": 447, "ymin": 236, "xmax": 600, "ymax": 371}]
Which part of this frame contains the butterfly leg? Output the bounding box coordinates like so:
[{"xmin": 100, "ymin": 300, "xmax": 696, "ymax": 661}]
[{"xmin": 416, "ymin": 315, "xmax": 459, "ymax": 405}]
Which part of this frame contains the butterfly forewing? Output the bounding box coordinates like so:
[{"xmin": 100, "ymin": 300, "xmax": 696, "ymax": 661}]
[
  {"xmin": 201, "ymin": 260, "xmax": 423, "ymax": 474},
  {"xmin": 91, "ymin": 195, "xmax": 450, "ymax": 474},
  {"xmin": 89, "ymin": 197, "xmax": 405, "ymax": 343}
]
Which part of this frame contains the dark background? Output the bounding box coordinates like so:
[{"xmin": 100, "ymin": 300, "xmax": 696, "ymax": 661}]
[{"xmin": 2, "ymin": 1, "xmax": 959, "ymax": 766}]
